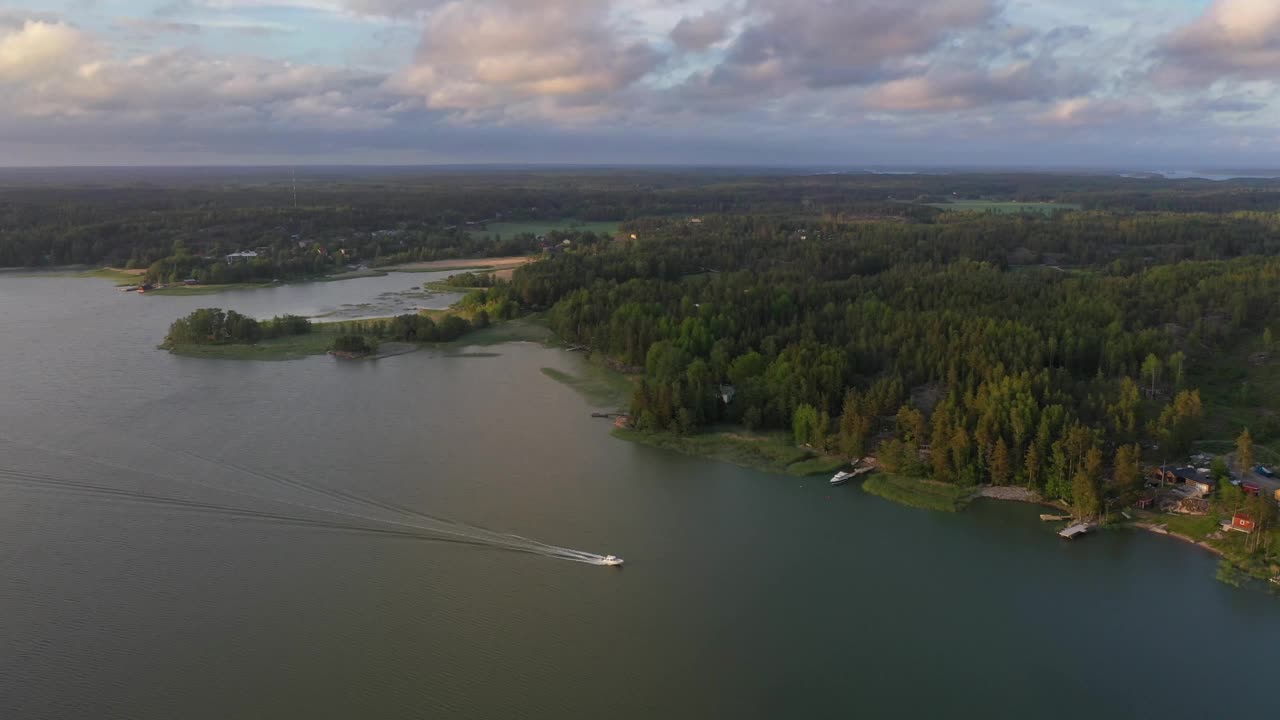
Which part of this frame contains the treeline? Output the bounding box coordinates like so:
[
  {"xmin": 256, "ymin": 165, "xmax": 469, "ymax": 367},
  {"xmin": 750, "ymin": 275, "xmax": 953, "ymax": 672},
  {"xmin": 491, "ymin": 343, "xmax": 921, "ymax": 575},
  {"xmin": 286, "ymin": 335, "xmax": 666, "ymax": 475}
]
[
  {"xmin": 164, "ymin": 309, "xmax": 311, "ymax": 346},
  {"xmin": 508, "ymin": 215, "xmax": 1280, "ymax": 513},
  {"xmin": 6, "ymin": 171, "xmax": 1280, "ymax": 269}
]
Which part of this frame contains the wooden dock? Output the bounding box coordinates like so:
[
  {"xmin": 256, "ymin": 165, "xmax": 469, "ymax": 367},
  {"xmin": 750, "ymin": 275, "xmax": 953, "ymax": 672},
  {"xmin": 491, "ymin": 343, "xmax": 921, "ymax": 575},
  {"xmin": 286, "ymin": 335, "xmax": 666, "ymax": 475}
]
[
  {"xmin": 1040, "ymin": 514, "xmax": 1071, "ymax": 522},
  {"xmin": 1059, "ymin": 523, "xmax": 1091, "ymax": 539}
]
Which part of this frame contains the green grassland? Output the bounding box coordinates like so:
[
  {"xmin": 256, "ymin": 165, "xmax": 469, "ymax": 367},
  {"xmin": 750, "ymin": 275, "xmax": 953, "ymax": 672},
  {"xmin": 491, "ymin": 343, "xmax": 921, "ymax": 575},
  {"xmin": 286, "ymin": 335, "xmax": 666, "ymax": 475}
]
[
  {"xmin": 928, "ymin": 200, "xmax": 1082, "ymax": 215},
  {"xmin": 467, "ymin": 219, "xmax": 620, "ymax": 240},
  {"xmin": 861, "ymin": 474, "xmax": 973, "ymax": 512},
  {"xmin": 613, "ymin": 427, "xmax": 847, "ymax": 477}
]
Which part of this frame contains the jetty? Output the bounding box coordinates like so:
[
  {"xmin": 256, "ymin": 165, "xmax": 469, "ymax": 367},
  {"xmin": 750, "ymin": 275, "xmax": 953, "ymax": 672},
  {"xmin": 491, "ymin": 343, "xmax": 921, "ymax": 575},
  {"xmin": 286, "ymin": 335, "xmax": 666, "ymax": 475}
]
[
  {"xmin": 1040, "ymin": 514, "xmax": 1071, "ymax": 522},
  {"xmin": 1058, "ymin": 523, "xmax": 1091, "ymax": 540}
]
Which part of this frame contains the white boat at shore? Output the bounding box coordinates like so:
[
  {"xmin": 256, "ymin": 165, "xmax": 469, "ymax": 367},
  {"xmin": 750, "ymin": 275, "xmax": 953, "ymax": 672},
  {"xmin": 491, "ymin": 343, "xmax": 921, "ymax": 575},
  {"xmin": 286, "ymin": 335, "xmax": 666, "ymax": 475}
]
[{"xmin": 830, "ymin": 470, "xmax": 854, "ymax": 486}]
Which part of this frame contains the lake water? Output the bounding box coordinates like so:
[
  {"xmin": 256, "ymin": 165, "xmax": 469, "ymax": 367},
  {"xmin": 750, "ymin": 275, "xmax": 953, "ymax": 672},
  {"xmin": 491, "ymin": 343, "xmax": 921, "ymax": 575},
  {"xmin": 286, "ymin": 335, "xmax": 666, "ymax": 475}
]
[{"xmin": 0, "ymin": 273, "xmax": 1276, "ymax": 719}]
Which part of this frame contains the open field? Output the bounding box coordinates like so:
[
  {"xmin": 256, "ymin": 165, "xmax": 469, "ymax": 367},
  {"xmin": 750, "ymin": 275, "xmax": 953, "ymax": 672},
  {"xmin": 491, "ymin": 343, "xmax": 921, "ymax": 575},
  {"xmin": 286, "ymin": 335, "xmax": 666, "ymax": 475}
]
[
  {"xmin": 382, "ymin": 256, "xmax": 536, "ymax": 273},
  {"xmin": 466, "ymin": 219, "xmax": 620, "ymax": 240},
  {"xmin": 928, "ymin": 200, "xmax": 1081, "ymax": 215}
]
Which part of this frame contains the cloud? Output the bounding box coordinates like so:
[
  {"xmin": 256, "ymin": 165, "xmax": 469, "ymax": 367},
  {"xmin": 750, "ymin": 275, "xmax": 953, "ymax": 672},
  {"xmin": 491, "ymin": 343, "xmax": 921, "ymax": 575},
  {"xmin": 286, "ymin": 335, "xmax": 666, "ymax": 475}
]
[
  {"xmin": 1154, "ymin": 0, "xmax": 1280, "ymax": 86},
  {"xmin": 0, "ymin": 20, "xmax": 93, "ymax": 83},
  {"xmin": 389, "ymin": 0, "xmax": 662, "ymax": 119},
  {"xmin": 0, "ymin": 20, "xmax": 394, "ymax": 130},
  {"xmin": 1035, "ymin": 96, "xmax": 1152, "ymax": 127},
  {"xmin": 699, "ymin": 0, "xmax": 997, "ymax": 94},
  {"xmin": 670, "ymin": 7, "xmax": 734, "ymax": 51}
]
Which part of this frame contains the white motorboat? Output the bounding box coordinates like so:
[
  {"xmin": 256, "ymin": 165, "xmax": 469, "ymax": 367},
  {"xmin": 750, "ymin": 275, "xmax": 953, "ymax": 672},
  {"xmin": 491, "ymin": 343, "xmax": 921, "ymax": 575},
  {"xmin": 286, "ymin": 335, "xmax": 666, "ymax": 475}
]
[
  {"xmin": 830, "ymin": 470, "xmax": 854, "ymax": 486},
  {"xmin": 600, "ymin": 555, "xmax": 624, "ymax": 566}
]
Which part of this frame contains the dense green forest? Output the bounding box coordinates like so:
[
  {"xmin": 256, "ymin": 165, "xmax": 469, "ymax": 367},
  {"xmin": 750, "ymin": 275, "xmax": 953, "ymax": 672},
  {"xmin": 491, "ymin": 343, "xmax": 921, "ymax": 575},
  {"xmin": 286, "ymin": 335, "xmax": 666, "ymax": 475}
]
[{"xmin": 506, "ymin": 210, "xmax": 1280, "ymax": 525}]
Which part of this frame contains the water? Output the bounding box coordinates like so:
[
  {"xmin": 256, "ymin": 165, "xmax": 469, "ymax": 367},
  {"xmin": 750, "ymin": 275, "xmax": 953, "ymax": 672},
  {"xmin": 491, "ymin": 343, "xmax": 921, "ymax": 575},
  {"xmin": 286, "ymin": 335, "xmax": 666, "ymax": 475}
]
[{"xmin": 0, "ymin": 273, "xmax": 1276, "ymax": 719}]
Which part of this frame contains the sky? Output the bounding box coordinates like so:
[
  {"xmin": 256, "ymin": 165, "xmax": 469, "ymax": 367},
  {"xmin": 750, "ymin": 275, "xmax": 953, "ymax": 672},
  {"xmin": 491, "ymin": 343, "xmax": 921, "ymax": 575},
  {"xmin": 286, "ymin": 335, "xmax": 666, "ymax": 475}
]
[{"xmin": 1, "ymin": 0, "xmax": 1279, "ymax": 167}]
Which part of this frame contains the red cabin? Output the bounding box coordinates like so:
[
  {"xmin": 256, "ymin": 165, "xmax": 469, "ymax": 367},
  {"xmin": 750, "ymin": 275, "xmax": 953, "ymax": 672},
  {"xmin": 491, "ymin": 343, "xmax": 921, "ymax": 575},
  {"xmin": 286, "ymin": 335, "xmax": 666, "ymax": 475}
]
[{"xmin": 1231, "ymin": 513, "xmax": 1256, "ymax": 534}]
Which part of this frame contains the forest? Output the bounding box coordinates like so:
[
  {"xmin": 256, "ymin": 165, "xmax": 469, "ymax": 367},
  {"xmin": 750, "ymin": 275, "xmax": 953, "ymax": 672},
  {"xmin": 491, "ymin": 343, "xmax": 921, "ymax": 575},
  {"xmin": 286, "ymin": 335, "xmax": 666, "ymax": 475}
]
[
  {"xmin": 506, "ymin": 209, "xmax": 1280, "ymax": 528},
  {"xmin": 164, "ymin": 309, "xmax": 312, "ymax": 346},
  {"xmin": 5, "ymin": 167, "xmax": 1280, "ymax": 271}
]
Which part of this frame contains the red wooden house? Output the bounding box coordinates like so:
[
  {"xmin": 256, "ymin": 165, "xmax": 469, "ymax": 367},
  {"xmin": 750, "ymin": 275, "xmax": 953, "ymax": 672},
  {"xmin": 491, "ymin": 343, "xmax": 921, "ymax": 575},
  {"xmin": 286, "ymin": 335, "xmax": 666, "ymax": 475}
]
[{"xmin": 1231, "ymin": 513, "xmax": 1256, "ymax": 534}]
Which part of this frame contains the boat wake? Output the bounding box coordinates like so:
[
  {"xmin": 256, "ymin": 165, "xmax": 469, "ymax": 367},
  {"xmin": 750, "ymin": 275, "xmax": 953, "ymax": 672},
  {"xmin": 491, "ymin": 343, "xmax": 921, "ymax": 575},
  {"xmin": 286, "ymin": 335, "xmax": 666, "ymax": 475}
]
[{"xmin": 0, "ymin": 435, "xmax": 621, "ymax": 567}]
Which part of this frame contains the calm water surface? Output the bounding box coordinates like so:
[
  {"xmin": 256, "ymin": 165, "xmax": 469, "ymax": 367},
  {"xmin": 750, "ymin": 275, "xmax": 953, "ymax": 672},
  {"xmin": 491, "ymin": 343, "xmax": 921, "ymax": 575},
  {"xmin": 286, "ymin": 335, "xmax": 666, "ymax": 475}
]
[{"xmin": 0, "ymin": 274, "xmax": 1275, "ymax": 719}]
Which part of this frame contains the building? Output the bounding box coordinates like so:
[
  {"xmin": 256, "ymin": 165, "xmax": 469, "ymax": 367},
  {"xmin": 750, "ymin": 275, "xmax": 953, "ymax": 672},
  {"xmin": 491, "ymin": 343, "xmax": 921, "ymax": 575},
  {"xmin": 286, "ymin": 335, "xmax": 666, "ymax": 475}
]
[
  {"xmin": 225, "ymin": 251, "xmax": 259, "ymax": 263},
  {"xmin": 1230, "ymin": 513, "xmax": 1256, "ymax": 534},
  {"xmin": 1153, "ymin": 465, "xmax": 1217, "ymax": 496},
  {"xmin": 1188, "ymin": 476, "xmax": 1218, "ymax": 496}
]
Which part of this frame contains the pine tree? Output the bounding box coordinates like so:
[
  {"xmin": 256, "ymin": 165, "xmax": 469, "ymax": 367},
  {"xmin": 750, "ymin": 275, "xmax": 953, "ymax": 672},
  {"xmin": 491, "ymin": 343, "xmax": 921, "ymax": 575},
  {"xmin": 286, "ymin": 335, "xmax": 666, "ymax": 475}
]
[
  {"xmin": 1113, "ymin": 444, "xmax": 1143, "ymax": 504},
  {"xmin": 1024, "ymin": 443, "xmax": 1042, "ymax": 490},
  {"xmin": 991, "ymin": 438, "xmax": 1011, "ymax": 486},
  {"xmin": 1236, "ymin": 428, "xmax": 1254, "ymax": 476}
]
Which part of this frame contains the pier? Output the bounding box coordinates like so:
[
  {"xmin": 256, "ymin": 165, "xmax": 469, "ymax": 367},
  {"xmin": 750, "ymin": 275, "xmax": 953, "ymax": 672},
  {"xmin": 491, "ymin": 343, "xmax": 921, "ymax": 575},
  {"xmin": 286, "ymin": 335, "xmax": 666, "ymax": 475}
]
[{"xmin": 1058, "ymin": 523, "xmax": 1091, "ymax": 540}]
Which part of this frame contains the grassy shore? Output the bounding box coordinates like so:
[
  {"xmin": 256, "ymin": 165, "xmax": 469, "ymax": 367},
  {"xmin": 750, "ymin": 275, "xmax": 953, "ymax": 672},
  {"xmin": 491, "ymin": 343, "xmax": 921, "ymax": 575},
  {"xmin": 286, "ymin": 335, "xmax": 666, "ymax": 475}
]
[
  {"xmin": 861, "ymin": 474, "xmax": 973, "ymax": 512},
  {"xmin": 1130, "ymin": 510, "xmax": 1280, "ymax": 583},
  {"xmin": 163, "ymin": 314, "xmax": 549, "ymax": 361},
  {"xmin": 613, "ymin": 427, "xmax": 847, "ymax": 477},
  {"xmin": 165, "ymin": 332, "xmax": 338, "ymax": 360},
  {"xmin": 147, "ymin": 282, "xmax": 275, "ymax": 295},
  {"xmin": 77, "ymin": 267, "xmax": 146, "ymax": 285}
]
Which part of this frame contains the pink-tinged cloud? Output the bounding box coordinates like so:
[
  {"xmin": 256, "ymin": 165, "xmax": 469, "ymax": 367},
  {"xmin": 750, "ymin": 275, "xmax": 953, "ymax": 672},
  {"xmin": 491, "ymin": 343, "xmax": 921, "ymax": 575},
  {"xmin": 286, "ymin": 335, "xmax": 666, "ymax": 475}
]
[
  {"xmin": 1154, "ymin": 0, "xmax": 1280, "ymax": 85},
  {"xmin": 390, "ymin": 0, "xmax": 661, "ymax": 119}
]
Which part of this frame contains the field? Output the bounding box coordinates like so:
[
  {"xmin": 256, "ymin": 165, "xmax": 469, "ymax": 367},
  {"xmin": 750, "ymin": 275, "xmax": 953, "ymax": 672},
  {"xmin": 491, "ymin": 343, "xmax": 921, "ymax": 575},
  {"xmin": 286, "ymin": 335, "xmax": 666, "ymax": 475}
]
[
  {"xmin": 466, "ymin": 219, "xmax": 620, "ymax": 240},
  {"xmin": 382, "ymin": 256, "xmax": 535, "ymax": 274},
  {"xmin": 928, "ymin": 200, "xmax": 1081, "ymax": 215}
]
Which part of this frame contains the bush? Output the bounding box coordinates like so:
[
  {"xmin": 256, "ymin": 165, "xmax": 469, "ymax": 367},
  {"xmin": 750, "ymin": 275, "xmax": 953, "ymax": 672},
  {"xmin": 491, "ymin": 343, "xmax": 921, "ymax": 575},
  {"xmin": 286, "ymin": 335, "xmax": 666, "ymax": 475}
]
[{"xmin": 331, "ymin": 335, "xmax": 374, "ymax": 354}]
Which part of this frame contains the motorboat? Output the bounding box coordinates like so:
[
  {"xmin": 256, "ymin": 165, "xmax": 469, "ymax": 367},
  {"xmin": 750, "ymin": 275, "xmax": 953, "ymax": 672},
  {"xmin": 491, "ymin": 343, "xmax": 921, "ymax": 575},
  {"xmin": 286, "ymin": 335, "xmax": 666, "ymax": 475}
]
[
  {"xmin": 830, "ymin": 470, "xmax": 854, "ymax": 486},
  {"xmin": 600, "ymin": 555, "xmax": 624, "ymax": 566}
]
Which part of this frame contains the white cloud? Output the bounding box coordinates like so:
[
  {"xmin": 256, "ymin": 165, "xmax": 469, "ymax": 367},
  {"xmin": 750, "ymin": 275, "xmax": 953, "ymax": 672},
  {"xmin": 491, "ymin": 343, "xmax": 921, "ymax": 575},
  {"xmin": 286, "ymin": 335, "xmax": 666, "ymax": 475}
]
[{"xmin": 0, "ymin": 20, "xmax": 90, "ymax": 83}]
